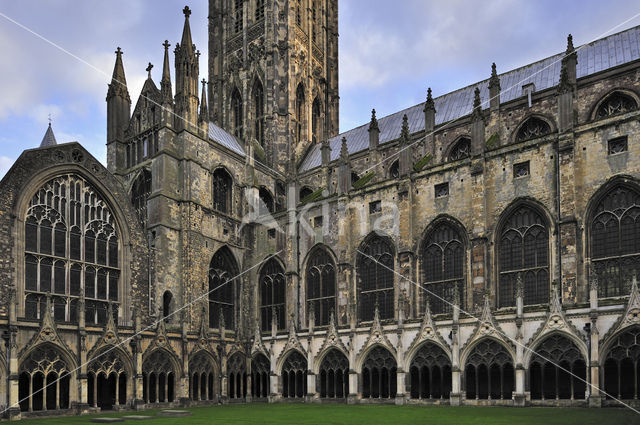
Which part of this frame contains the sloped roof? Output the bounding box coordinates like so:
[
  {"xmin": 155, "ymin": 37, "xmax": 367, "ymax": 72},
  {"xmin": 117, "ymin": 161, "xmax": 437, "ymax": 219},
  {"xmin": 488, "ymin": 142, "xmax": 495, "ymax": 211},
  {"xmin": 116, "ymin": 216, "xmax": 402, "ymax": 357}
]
[
  {"xmin": 39, "ymin": 123, "xmax": 57, "ymax": 147},
  {"xmin": 299, "ymin": 25, "xmax": 640, "ymax": 172},
  {"xmin": 208, "ymin": 121, "xmax": 245, "ymax": 156}
]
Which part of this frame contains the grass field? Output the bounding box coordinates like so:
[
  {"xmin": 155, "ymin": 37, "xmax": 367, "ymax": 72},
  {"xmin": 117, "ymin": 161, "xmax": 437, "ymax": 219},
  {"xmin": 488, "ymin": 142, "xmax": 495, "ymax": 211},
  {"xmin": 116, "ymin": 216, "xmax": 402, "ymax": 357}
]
[{"xmin": 16, "ymin": 404, "xmax": 640, "ymax": 425}]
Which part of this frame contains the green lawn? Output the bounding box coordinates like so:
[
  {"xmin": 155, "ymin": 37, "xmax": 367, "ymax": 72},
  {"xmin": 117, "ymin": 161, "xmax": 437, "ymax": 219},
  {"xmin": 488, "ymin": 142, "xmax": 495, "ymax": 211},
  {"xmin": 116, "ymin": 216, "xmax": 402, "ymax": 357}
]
[{"xmin": 17, "ymin": 404, "xmax": 640, "ymax": 425}]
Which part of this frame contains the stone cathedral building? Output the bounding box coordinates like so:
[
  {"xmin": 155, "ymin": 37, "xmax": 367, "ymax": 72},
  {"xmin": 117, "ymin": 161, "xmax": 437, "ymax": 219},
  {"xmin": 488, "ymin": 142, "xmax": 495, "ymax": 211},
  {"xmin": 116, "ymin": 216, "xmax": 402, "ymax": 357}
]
[{"xmin": 2, "ymin": 0, "xmax": 640, "ymax": 419}]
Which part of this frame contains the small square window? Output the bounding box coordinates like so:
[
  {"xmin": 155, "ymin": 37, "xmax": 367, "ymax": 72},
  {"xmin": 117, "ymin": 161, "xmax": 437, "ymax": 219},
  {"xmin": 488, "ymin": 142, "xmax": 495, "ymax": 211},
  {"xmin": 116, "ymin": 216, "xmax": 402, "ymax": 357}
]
[
  {"xmin": 313, "ymin": 216, "xmax": 323, "ymax": 228},
  {"xmin": 608, "ymin": 136, "xmax": 628, "ymax": 155},
  {"xmin": 435, "ymin": 182, "xmax": 449, "ymax": 198},
  {"xmin": 267, "ymin": 228, "xmax": 276, "ymax": 239},
  {"xmin": 369, "ymin": 200, "xmax": 381, "ymax": 214},
  {"xmin": 513, "ymin": 161, "xmax": 530, "ymax": 178}
]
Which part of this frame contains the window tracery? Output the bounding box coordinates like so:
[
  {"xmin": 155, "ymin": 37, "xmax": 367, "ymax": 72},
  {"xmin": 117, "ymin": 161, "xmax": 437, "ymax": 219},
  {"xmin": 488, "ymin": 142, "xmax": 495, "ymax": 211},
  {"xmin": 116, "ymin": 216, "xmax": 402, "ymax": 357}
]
[
  {"xmin": 409, "ymin": 342, "xmax": 451, "ymax": 399},
  {"xmin": 597, "ymin": 92, "xmax": 638, "ymax": 118},
  {"xmin": 357, "ymin": 236, "xmax": 395, "ymax": 322},
  {"xmin": 465, "ymin": 339, "xmax": 514, "ymax": 400},
  {"xmin": 529, "ymin": 334, "xmax": 586, "ymax": 400},
  {"xmin": 449, "ymin": 138, "xmax": 470, "ymax": 161},
  {"xmin": 282, "ymin": 351, "xmax": 307, "ymax": 398},
  {"xmin": 209, "ymin": 248, "xmax": 238, "ymax": 329},
  {"xmin": 318, "ymin": 349, "xmax": 349, "ymax": 398},
  {"xmin": 306, "ymin": 248, "xmax": 336, "ymax": 326},
  {"xmin": 259, "ymin": 259, "xmax": 286, "ymax": 331},
  {"xmin": 362, "ymin": 346, "xmax": 397, "ymax": 399},
  {"xmin": 515, "ymin": 117, "xmax": 551, "ymax": 142}
]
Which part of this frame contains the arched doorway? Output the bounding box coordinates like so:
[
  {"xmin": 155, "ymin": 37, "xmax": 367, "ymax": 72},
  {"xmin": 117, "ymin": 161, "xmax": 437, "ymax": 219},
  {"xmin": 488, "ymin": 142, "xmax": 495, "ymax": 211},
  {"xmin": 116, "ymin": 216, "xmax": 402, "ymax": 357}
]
[
  {"xmin": 18, "ymin": 344, "xmax": 72, "ymax": 412},
  {"xmin": 142, "ymin": 350, "xmax": 177, "ymax": 404},
  {"xmin": 189, "ymin": 351, "xmax": 216, "ymax": 401},
  {"xmin": 228, "ymin": 352, "xmax": 247, "ymax": 400},
  {"xmin": 318, "ymin": 349, "xmax": 349, "ymax": 398},
  {"xmin": 529, "ymin": 334, "xmax": 586, "ymax": 400},
  {"xmin": 409, "ymin": 342, "xmax": 451, "ymax": 399},
  {"xmin": 251, "ymin": 353, "xmax": 270, "ymax": 399},
  {"xmin": 281, "ymin": 351, "xmax": 307, "ymax": 398},
  {"xmin": 361, "ymin": 346, "xmax": 397, "ymax": 399},
  {"xmin": 603, "ymin": 327, "xmax": 640, "ymax": 400},
  {"xmin": 465, "ymin": 339, "xmax": 514, "ymax": 400},
  {"xmin": 87, "ymin": 349, "xmax": 129, "ymax": 409}
]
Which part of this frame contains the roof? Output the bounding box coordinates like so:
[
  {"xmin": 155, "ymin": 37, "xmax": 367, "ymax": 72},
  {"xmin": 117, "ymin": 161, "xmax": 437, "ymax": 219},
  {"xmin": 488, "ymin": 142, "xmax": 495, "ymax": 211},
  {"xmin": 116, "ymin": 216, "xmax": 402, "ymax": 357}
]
[
  {"xmin": 299, "ymin": 25, "xmax": 640, "ymax": 172},
  {"xmin": 208, "ymin": 121, "xmax": 245, "ymax": 156},
  {"xmin": 39, "ymin": 123, "xmax": 57, "ymax": 147}
]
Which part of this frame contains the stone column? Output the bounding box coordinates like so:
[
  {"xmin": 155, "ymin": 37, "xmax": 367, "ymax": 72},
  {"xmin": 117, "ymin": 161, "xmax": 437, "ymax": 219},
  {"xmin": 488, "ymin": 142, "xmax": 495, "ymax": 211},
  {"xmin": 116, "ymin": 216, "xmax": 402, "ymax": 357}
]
[
  {"xmin": 347, "ymin": 370, "xmax": 358, "ymax": 405},
  {"xmin": 395, "ymin": 370, "xmax": 406, "ymax": 405},
  {"xmin": 588, "ymin": 273, "xmax": 602, "ymax": 407},
  {"xmin": 514, "ymin": 276, "xmax": 526, "ymax": 406},
  {"xmin": 450, "ymin": 296, "xmax": 462, "ymax": 405}
]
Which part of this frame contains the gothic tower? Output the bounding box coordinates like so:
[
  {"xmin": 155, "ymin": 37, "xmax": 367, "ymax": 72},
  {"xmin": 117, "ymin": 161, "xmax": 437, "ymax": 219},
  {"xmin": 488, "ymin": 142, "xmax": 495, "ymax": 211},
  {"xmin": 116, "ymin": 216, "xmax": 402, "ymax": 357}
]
[{"xmin": 208, "ymin": 0, "xmax": 339, "ymax": 174}]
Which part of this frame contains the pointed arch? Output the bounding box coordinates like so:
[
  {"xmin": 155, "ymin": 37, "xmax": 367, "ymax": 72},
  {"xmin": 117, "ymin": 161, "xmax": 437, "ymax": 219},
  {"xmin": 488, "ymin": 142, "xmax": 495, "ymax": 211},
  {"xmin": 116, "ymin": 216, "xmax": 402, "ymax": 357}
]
[
  {"xmin": 305, "ymin": 244, "xmax": 337, "ymax": 326},
  {"xmin": 230, "ymin": 86, "xmax": 243, "ymax": 139},
  {"xmin": 587, "ymin": 178, "xmax": 640, "ymax": 298},
  {"xmin": 462, "ymin": 337, "xmax": 515, "ymax": 400},
  {"xmin": 299, "ymin": 186, "xmax": 313, "ymax": 201},
  {"xmin": 513, "ymin": 115, "xmax": 554, "ymax": 142},
  {"xmin": 601, "ymin": 326, "xmax": 640, "ymax": 400},
  {"xmin": 495, "ymin": 199, "xmax": 552, "ymax": 308},
  {"xmin": 527, "ymin": 333, "xmax": 587, "ymax": 400},
  {"xmin": 419, "ymin": 216, "xmax": 468, "ymax": 314},
  {"xmin": 446, "ymin": 136, "xmax": 471, "ymax": 161},
  {"xmin": 357, "ymin": 233, "xmax": 395, "ymax": 322},
  {"xmin": 87, "ymin": 345, "xmax": 133, "ymax": 408},
  {"xmin": 259, "ymin": 257, "xmax": 286, "ymax": 331},
  {"xmin": 317, "ymin": 348, "xmax": 349, "ymax": 398},
  {"xmin": 142, "ymin": 348, "xmax": 180, "ymax": 403},
  {"xmin": 227, "ymin": 351, "xmax": 247, "ymax": 399},
  {"xmin": 131, "ymin": 168, "xmax": 151, "ymax": 225},
  {"xmin": 189, "ymin": 350, "xmax": 218, "ymax": 401},
  {"xmin": 251, "ymin": 352, "xmax": 270, "ymax": 398},
  {"xmin": 295, "ymin": 83, "xmax": 306, "ymax": 144},
  {"xmin": 280, "ymin": 349, "xmax": 307, "ymax": 398},
  {"xmin": 312, "ymin": 96, "xmax": 322, "ymax": 143},
  {"xmin": 252, "ymin": 78, "xmax": 265, "ymax": 146},
  {"xmin": 359, "ymin": 345, "xmax": 397, "ymax": 399},
  {"xmin": 209, "ymin": 246, "xmax": 240, "ymax": 329},
  {"xmin": 389, "ymin": 159, "xmax": 399, "ymax": 179},
  {"xmin": 591, "ymin": 89, "xmax": 639, "ymax": 120},
  {"xmin": 258, "ymin": 186, "xmax": 275, "ymax": 214},
  {"xmin": 407, "ymin": 341, "xmax": 452, "ymax": 399},
  {"xmin": 212, "ymin": 167, "xmax": 233, "ymax": 214}
]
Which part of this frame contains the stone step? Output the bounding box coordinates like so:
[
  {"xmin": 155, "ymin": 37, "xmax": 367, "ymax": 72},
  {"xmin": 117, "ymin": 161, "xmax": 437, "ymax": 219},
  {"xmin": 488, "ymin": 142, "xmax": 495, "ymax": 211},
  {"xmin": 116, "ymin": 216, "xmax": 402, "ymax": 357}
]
[
  {"xmin": 121, "ymin": 415, "xmax": 154, "ymax": 420},
  {"xmin": 158, "ymin": 409, "xmax": 193, "ymax": 417}
]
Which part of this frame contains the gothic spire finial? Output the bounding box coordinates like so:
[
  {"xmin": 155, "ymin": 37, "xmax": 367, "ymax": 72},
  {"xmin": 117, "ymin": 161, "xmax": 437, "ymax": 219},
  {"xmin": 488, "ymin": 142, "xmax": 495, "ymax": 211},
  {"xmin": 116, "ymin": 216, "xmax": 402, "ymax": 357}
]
[
  {"xmin": 40, "ymin": 121, "xmax": 57, "ymax": 148},
  {"xmin": 401, "ymin": 113, "xmax": 410, "ymax": 143},
  {"xmin": 146, "ymin": 62, "xmax": 153, "ymax": 79},
  {"xmin": 368, "ymin": 108, "xmax": 379, "ymax": 132},
  {"xmin": 107, "ymin": 46, "xmax": 130, "ymax": 102},
  {"xmin": 340, "ymin": 136, "xmax": 349, "ymax": 162},
  {"xmin": 183, "ymin": 5, "xmax": 191, "ymax": 18},
  {"xmin": 566, "ymin": 34, "xmax": 575, "ymax": 54},
  {"xmin": 424, "ymin": 87, "xmax": 435, "ymax": 111},
  {"xmin": 199, "ymin": 79, "xmax": 208, "ymax": 122},
  {"xmin": 488, "ymin": 62, "xmax": 500, "ymax": 91},
  {"xmin": 161, "ymin": 40, "xmax": 173, "ymax": 103},
  {"xmin": 179, "ymin": 5, "xmax": 195, "ymax": 56},
  {"xmin": 471, "ymin": 87, "xmax": 483, "ymax": 120}
]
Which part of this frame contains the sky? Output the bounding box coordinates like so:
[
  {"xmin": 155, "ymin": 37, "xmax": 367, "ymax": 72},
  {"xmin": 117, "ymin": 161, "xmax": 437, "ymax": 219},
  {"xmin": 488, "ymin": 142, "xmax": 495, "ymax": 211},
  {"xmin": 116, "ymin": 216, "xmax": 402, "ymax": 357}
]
[{"xmin": 0, "ymin": 0, "xmax": 639, "ymax": 180}]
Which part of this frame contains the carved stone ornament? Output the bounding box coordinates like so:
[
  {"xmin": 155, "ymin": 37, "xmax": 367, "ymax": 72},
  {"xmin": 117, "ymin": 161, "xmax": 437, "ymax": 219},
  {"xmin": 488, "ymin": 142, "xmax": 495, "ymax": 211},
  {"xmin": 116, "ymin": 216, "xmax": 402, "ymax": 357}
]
[
  {"xmin": 357, "ymin": 305, "xmax": 396, "ymax": 358},
  {"xmin": 602, "ymin": 275, "xmax": 640, "ymax": 344},
  {"xmin": 251, "ymin": 321, "xmax": 269, "ymax": 356},
  {"xmin": 276, "ymin": 315, "xmax": 306, "ymax": 366},
  {"xmin": 461, "ymin": 292, "xmax": 515, "ymax": 354},
  {"xmin": 407, "ymin": 298, "xmax": 450, "ymax": 356},
  {"xmin": 316, "ymin": 310, "xmax": 348, "ymax": 358}
]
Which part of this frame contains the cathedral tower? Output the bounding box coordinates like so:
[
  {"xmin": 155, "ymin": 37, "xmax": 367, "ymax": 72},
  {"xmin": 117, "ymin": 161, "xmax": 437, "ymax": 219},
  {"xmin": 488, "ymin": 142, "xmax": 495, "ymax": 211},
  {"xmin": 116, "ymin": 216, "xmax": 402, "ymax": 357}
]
[{"xmin": 208, "ymin": 0, "xmax": 339, "ymax": 174}]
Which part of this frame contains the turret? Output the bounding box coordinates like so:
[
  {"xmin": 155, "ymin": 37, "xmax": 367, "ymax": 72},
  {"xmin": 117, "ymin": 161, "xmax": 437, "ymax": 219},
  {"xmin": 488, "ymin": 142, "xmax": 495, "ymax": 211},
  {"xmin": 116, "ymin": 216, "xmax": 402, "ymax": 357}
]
[
  {"xmin": 488, "ymin": 63, "xmax": 501, "ymax": 111},
  {"xmin": 106, "ymin": 47, "xmax": 131, "ymax": 172},
  {"xmin": 40, "ymin": 122, "xmax": 57, "ymax": 148},
  {"xmin": 174, "ymin": 6, "xmax": 199, "ymax": 132}
]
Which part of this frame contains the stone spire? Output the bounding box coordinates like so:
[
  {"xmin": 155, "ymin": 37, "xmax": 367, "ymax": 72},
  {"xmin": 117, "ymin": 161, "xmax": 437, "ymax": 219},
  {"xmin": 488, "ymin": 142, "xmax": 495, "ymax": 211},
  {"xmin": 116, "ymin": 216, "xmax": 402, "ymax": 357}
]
[
  {"xmin": 40, "ymin": 122, "xmax": 57, "ymax": 147},
  {"xmin": 368, "ymin": 109, "xmax": 380, "ymax": 150},
  {"xmin": 106, "ymin": 47, "xmax": 131, "ymax": 172},
  {"xmin": 199, "ymin": 79, "xmax": 208, "ymax": 123},
  {"xmin": 400, "ymin": 114, "xmax": 410, "ymax": 144},
  {"xmin": 339, "ymin": 136, "xmax": 349, "ymax": 163},
  {"xmin": 424, "ymin": 87, "xmax": 435, "ymax": 112},
  {"xmin": 161, "ymin": 40, "xmax": 173, "ymax": 104},
  {"xmin": 174, "ymin": 5, "xmax": 199, "ymax": 131},
  {"xmin": 488, "ymin": 63, "xmax": 501, "ymax": 111},
  {"xmin": 472, "ymin": 87, "xmax": 482, "ymax": 119}
]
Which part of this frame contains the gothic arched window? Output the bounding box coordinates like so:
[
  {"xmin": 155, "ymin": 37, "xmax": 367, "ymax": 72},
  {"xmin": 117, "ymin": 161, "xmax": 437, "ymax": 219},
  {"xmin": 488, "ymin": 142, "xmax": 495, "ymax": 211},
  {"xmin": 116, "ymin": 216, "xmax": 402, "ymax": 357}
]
[
  {"xmin": 233, "ymin": 0, "xmax": 243, "ymax": 33},
  {"xmin": 212, "ymin": 168, "xmax": 233, "ymax": 214},
  {"xmin": 529, "ymin": 334, "xmax": 586, "ymax": 400},
  {"xmin": 209, "ymin": 247, "xmax": 238, "ymax": 329},
  {"xmin": 357, "ymin": 235, "xmax": 395, "ymax": 322},
  {"xmin": 603, "ymin": 327, "xmax": 640, "ymax": 400},
  {"xmin": 253, "ymin": 80, "xmax": 265, "ymax": 146},
  {"xmin": 498, "ymin": 205, "xmax": 549, "ymax": 307},
  {"xmin": 259, "ymin": 187, "xmax": 275, "ymax": 214},
  {"xmin": 296, "ymin": 84, "xmax": 305, "ymax": 145},
  {"xmin": 19, "ymin": 344, "xmax": 71, "ymax": 411},
  {"xmin": 87, "ymin": 348, "xmax": 128, "ymax": 408},
  {"xmin": 255, "ymin": 0, "xmax": 265, "ymax": 21},
  {"xmin": 189, "ymin": 352, "xmax": 215, "ymax": 401},
  {"xmin": 282, "ymin": 351, "xmax": 307, "ymax": 398},
  {"xmin": 465, "ymin": 339, "xmax": 514, "ymax": 400},
  {"xmin": 409, "ymin": 342, "xmax": 451, "ymax": 399},
  {"xmin": 131, "ymin": 169, "xmax": 151, "ymax": 225},
  {"xmin": 251, "ymin": 354, "xmax": 270, "ymax": 398},
  {"xmin": 449, "ymin": 137, "xmax": 471, "ymax": 161},
  {"xmin": 162, "ymin": 291, "xmax": 172, "ymax": 321},
  {"xmin": 362, "ymin": 346, "xmax": 397, "ymax": 399},
  {"xmin": 142, "ymin": 350, "xmax": 176, "ymax": 403},
  {"xmin": 24, "ymin": 174, "xmax": 120, "ymax": 325},
  {"xmin": 299, "ymin": 186, "xmax": 313, "ymax": 202},
  {"xmin": 318, "ymin": 349, "xmax": 349, "ymax": 398},
  {"xmin": 389, "ymin": 160, "xmax": 399, "ymax": 179},
  {"xmin": 259, "ymin": 258, "xmax": 286, "ymax": 331},
  {"xmin": 227, "ymin": 353, "xmax": 247, "ymax": 399},
  {"xmin": 590, "ymin": 185, "xmax": 640, "ymax": 298},
  {"xmin": 306, "ymin": 247, "xmax": 336, "ymax": 326},
  {"xmin": 596, "ymin": 91, "xmax": 638, "ymax": 119},
  {"xmin": 421, "ymin": 222, "xmax": 465, "ymax": 314},
  {"xmin": 231, "ymin": 87, "xmax": 243, "ymax": 139},
  {"xmin": 312, "ymin": 97, "xmax": 321, "ymax": 143},
  {"xmin": 515, "ymin": 117, "xmax": 551, "ymax": 142}
]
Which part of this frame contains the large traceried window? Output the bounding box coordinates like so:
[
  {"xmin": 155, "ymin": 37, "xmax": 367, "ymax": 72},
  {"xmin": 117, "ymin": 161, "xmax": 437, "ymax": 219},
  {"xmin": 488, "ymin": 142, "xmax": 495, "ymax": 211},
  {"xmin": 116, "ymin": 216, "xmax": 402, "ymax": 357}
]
[
  {"xmin": 591, "ymin": 185, "xmax": 640, "ymax": 298},
  {"xmin": 209, "ymin": 247, "xmax": 238, "ymax": 329},
  {"xmin": 515, "ymin": 117, "xmax": 551, "ymax": 142},
  {"xmin": 295, "ymin": 84, "xmax": 305, "ymax": 145},
  {"xmin": 596, "ymin": 91, "xmax": 638, "ymax": 119},
  {"xmin": 253, "ymin": 80, "xmax": 265, "ymax": 146},
  {"xmin": 421, "ymin": 222, "xmax": 465, "ymax": 314},
  {"xmin": 24, "ymin": 174, "xmax": 120, "ymax": 325},
  {"xmin": 212, "ymin": 168, "xmax": 233, "ymax": 214},
  {"xmin": 131, "ymin": 169, "xmax": 151, "ymax": 226},
  {"xmin": 259, "ymin": 258, "xmax": 286, "ymax": 331},
  {"xmin": 448, "ymin": 137, "xmax": 471, "ymax": 161},
  {"xmin": 306, "ymin": 247, "xmax": 336, "ymax": 326},
  {"xmin": 498, "ymin": 206, "xmax": 549, "ymax": 308},
  {"xmin": 357, "ymin": 235, "xmax": 395, "ymax": 322},
  {"xmin": 231, "ymin": 88, "xmax": 243, "ymax": 139}
]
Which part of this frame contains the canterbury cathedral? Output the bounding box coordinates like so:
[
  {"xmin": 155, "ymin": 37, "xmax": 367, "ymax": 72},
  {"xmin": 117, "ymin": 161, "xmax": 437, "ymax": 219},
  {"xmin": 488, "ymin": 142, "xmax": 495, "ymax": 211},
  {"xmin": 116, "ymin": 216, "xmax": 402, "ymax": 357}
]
[{"xmin": 2, "ymin": 0, "xmax": 640, "ymax": 419}]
